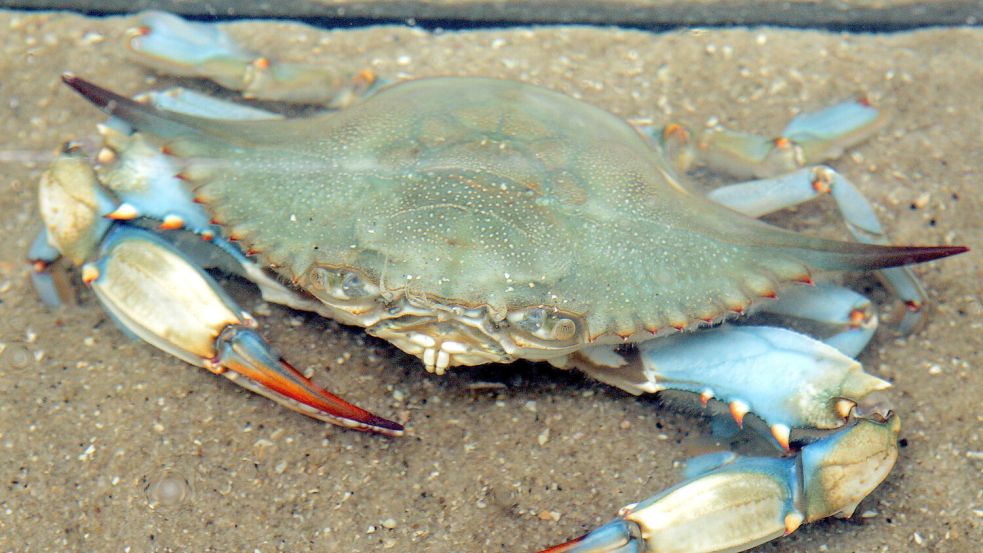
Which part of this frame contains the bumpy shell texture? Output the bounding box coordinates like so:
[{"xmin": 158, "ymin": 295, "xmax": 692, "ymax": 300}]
[{"xmin": 65, "ymin": 76, "xmax": 959, "ymax": 338}]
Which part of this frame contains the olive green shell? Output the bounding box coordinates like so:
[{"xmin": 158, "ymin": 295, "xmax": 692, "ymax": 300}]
[{"xmin": 159, "ymin": 78, "xmax": 866, "ymax": 337}]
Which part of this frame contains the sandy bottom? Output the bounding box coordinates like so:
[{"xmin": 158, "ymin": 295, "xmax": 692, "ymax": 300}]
[{"xmin": 0, "ymin": 11, "xmax": 980, "ymax": 552}]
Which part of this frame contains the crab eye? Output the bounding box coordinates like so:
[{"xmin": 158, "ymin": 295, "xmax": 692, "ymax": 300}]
[
  {"xmin": 341, "ymin": 272, "xmax": 367, "ymax": 297},
  {"xmin": 507, "ymin": 307, "xmax": 582, "ymax": 345},
  {"xmin": 308, "ymin": 267, "xmax": 376, "ymax": 301}
]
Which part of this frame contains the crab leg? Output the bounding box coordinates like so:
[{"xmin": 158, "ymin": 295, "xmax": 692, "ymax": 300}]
[
  {"xmin": 579, "ymin": 326, "xmax": 890, "ymax": 447},
  {"xmin": 707, "ymin": 166, "xmax": 928, "ymax": 333},
  {"xmin": 83, "ymin": 225, "xmax": 403, "ymax": 436},
  {"xmin": 704, "ymin": 98, "xmax": 886, "ymax": 178},
  {"xmin": 551, "ymin": 327, "xmax": 898, "ymax": 552},
  {"xmin": 755, "ymin": 283, "xmax": 876, "ymax": 357},
  {"xmin": 542, "ymin": 415, "xmax": 900, "ymax": 553},
  {"xmin": 126, "ymin": 11, "xmax": 378, "ymax": 106}
]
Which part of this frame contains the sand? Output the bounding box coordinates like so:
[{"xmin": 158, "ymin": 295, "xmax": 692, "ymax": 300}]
[{"xmin": 0, "ymin": 11, "xmax": 980, "ymax": 552}]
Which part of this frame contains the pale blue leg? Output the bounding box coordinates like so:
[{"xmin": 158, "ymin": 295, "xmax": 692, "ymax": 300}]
[
  {"xmin": 644, "ymin": 97, "xmax": 885, "ymax": 178},
  {"xmin": 709, "ymin": 166, "xmax": 928, "ymax": 333},
  {"xmin": 754, "ymin": 282, "xmax": 876, "ymax": 357},
  {"xmin": 127, "ymin": 11, "xmax": 381, "ymax": 105}
]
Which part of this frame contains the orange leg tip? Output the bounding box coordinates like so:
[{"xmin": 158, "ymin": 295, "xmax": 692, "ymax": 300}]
[
  {"xmin": 662, "ymin": 122, "xmax": 690, "ymax": 142},
  {"xmin": 356, "ymin": 68, "xmax": 376, "ymax": 86},
  {"xmin": 848, "ymin": 308, "xmax": 867, "ymax": 328}
]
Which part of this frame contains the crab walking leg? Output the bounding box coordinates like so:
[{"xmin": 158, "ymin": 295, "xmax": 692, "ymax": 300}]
[
  {"xmin": 28, "ymin": 228, "xmax": 75, "ymax": 309},
  {"xmin": 126, "ymin": 11, "xmax": 378, "ymax": 106},
  {"xmin": 754, "ymin": 283, "xmax": 877, "ymax": 357},
  {"xmin": 707, "ymin": 166, "xmax": 928, "ymax": 333},
  {"xmin": 84, "ymin": 226, "xmax": 403, "ymax": 436},
  {"xmin": 654, "ymin": 97, "xmax": 886, "ymax": 179},
  {"xmin": 541, "ymin": 415, "xmax": 900, "ymax": 553},
  {"xmin": 578, "ymin": 326, "xmax": 890, "ymax": 449}
]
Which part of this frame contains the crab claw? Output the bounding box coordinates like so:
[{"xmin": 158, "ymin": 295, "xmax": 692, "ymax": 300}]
[
  {"xmin": 87, "ymin": 225, "xmax": 403, "ymax": 436},
  {"xmin": 211, "ymin": 326, "xmax": 403, "ymax": 435},
  {"xmin": 540, "ymin": 416, "xmax": 900, "ymax": 553},
  {"xmin": 540, "ymin": 519, "xmax": 644, "ymax": 553}
]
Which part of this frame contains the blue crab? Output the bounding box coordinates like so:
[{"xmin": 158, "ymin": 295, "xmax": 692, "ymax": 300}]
[{"xmin": 29, "ymin": 12, "xmax": 968, "ymax": 553}]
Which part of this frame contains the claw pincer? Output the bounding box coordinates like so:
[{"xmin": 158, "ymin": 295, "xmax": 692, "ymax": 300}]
[
  {"xmin": 546, "ymin": 416, "xmax": 900, "ymax": 553},
  {"xmin": 32, "ymin": 81, "xmax": 401, "ymax": 436}
]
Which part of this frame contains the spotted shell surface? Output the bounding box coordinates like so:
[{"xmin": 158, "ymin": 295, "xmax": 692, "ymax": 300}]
[{"xmin": 174, "ymin": 77, "xmax": 838, "ymax": 337}]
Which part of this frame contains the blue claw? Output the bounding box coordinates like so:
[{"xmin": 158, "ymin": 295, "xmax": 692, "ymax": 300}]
[{"xmin": 541, "ymin": 519, "xmax": 643, "ymax": 553}]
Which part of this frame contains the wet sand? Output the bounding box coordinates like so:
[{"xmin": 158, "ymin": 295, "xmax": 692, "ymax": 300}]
[{"xmin": 0, "ymin": 11, "xmax": 980, "ymax": 552}]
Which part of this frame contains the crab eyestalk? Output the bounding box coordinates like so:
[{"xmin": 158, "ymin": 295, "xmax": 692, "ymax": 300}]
[{"xmin": 85, "ymin": 226, "xmax": 403, "ymax": 436}]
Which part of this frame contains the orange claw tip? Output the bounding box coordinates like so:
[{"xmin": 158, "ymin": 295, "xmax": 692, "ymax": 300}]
[
  {"xmin": 538, "ymin": 519, "xmax": 637, "ymax": 553},
  {"xmin": 215, "ymin": 327, "xmax": 404, "ymax": 436},
  {"xmin": 538, "ymin": 536, "xmax": 587, "ymax": 553}
]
